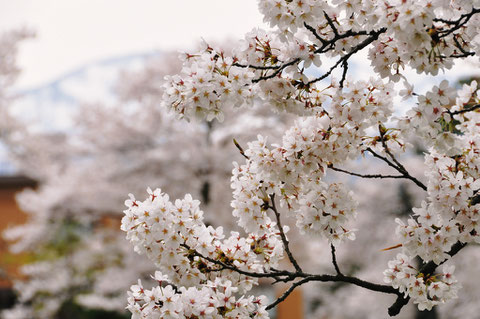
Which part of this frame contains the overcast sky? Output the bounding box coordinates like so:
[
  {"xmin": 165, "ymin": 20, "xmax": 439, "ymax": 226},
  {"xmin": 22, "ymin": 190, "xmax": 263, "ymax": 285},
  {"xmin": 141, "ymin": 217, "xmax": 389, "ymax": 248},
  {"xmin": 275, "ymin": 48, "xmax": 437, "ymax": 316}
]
[{"xmin": 0, "ymin": 0, "xmax": 266, "ymax": 90}]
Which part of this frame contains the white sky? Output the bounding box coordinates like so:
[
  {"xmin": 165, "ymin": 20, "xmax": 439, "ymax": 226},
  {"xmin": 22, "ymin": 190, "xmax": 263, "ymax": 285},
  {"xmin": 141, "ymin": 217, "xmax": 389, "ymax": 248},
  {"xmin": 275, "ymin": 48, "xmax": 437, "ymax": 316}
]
[
  {"xmin": 0, "ymin": 0, "xmax": 266, "ymax": 90},
  {"xmin": 2, "ymin": 0, "xmax": 479, "ymax": 92}
]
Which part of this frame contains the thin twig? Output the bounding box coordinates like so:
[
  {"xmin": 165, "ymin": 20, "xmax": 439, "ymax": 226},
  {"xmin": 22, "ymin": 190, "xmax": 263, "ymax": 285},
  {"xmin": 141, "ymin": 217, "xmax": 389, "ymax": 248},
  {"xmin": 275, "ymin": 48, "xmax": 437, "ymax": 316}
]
[
  {"xmin": 330, "ymin": 244, "xmax": 342, "ymax": 275},
  {"xmin": 329, "ymin": 165, "xmax": 405, "ymax": 179},
  {"xmin": 450, "ymin": 104, "xmax": 480, "ymax": 115},
  {"xmin": 450, "ymin": 51, "xmax": 475, "ymax": 58},
  {"xmin": 252, "ymin": 58, "xmax": 301, "ymax": 83},
  {"xmin": 377, "ymin": 128, "xmax": 428, "ymax": 192},
  {"xmin": 233, "ymin": 138, "xmax": 249, "ymax": 159},
  {"xmin": 181, "ymin": 243, "xmax": 293, "ymax": 279},
  {"xmin": 232, "ymin": 62, "xmax": 282, "ymax": 70},
  {"xmin": 436, "ymin": 7, "xmax": 480, "ymax": 38},
  {"xmin": 365, "ymin": 148, "xmax": 427, "ymax": 191},
  {"xmin": 378, "ymin": 126, "xmax": 409, "ymax": 174},
  {"xmin": 339, "ymin": 60, "xmax": 349, "ymax": 88},
  {"xmin": 324, "ymin": 11, "xmax": 339, "ymax": 37},
  {"xmin": 452, "ymin": 35, "xmax": 473, "ymax": 57},
  {"xmin": 308, "ymin": 28, "xmax": 386, "ymax": 85},
  {"xmin": 269, "ymin": 194, "xmax": 303, "ymax": 272},
  {"xmin": 266, "ymin": 278, "xmax": 311, "ymax": 310},
  {"xmin": 303, "ymin": 22, "xmax": 327, "ymax": 45}
]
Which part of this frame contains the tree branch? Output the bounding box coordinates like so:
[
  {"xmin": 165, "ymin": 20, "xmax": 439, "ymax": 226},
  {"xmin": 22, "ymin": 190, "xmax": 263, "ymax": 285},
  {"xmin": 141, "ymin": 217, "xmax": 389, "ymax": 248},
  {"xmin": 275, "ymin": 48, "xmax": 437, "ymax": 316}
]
[
  {"xmin": 269, "ymin": 194, "xmax": 303, "ymax": 273},
  {"xmin": 181, "ymin": 243, "xmax": 293, "ymax": 279},
  {"xmin": 324, "ymin": 11, "xmax": 340, "ymax": 37},
  {"xmin": 303, "ymin": 22, "xmax": 328, "ymax": 46},
  {"xmin": 266, "ymin": 277, "xmax": 311, "ymax": 310},
  {"xmin": 330, "ymin": 244, "xmax": 342, "ymax": 275},
  {"xmin": 435, "ymin": 7, "xmax": 480, "ymax": 39},
  {"xmin": 339, "ymin": 60, "xmax": 349, "ymax": 88},
  {"xmin": 233, "ymin": 62, "xmax": 284, "ymax": 71},
  {"xmin": 243, "ymin": 24, "xmax": 386, "ymax": 86},
  {"xmin": 307, "ymin": 28, "xmax": 386, "ymax": 85},
  {"xmin": 184, "ymin": 242, "xmax": 405, "ymax": 313},
  {"xmin": 450, "ymin": 104, "xmax": 480, "ymax": 115},
  {"xmin": 365, "ymin": 148, "xmax": 427, "ymax": 191},
  {"xmin": 328, "ymin": 164, "xmax": 405, "ymax": 179},
  {"xmin": 251, "ymin": 58, "xmax": 302, "ymax": 83},
  {"xmin": 266, "ymin": 272, "xmax": 401, "ymax": 311}
]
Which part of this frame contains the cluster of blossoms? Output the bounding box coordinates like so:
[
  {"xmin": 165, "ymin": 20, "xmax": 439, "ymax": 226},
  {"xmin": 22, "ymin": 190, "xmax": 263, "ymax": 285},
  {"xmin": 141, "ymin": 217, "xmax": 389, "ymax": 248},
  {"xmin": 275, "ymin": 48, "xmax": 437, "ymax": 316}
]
[
  {"xmin": 384, "ymin": 80, "xmax": 480, "ymax": 309},
  {"xmin": 233, "ymin": 117, "xmax": 359, "ymax": 243},
  {"xmin": 230, "ymin": 77, "xmax": 396, "ymax": 242},
  {"xmin": 399, "ymin": 80, "xmax": 458, "ymax": 154},
  {"xmin": 163, "ymin": 44, "xmax": 255, "ymax": 122},
  {"xmin": 121, "ymin": 188, "xmax": 281, "ymax": 318},
  {"xmin": 230, "ymin": 76, "xmax": 397, "ymax": 240},
  {"xmin": 384, "ymin": 254, "xmax": 460, "ymax": 311},
  {"xmin": 259, "ymin": 0, "xmax": 480, "ymax": 80},
  {"xmin": 127, "ymin": 275, "xmax": 268, "ymax": 319},
  {"xmin": 296, "ymin": 181, "xmax": 356, "ymax": 242}
]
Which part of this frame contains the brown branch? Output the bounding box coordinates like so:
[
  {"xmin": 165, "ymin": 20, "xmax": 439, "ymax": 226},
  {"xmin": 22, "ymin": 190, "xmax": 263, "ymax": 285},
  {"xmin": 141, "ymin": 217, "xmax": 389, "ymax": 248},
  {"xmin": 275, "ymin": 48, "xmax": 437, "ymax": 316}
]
[
  {"xmin": 378, "ymin": 126, "xmax": 409, "ymax": 174},
  {"xmin": 313, "ymin": 29, "xmax": 371, "ymax": 54},
  {"xmin": 452, "ymin": 35, "xmax": 474, "ymax": 57},
  {"xmin": 187, "ymin": 239, "xmax": 413, "ymax": 317},
  {"xmin": 312, "ymin": 274, "xmax": 399, "ymax": 295},
  {"xmin": 450, "ymin": 51, "xmax": 475, "ymax": 58},
  {"xmin": 377, "ymin": 127, "xmax": 428, "ymax": 192},
  {"xmin": 420, "ymin": 241, "xmax": 467, "ymax": 277},
  {"xmin": 184, "ymin": 239, "xmax": 406, "ymax": 313},
  {"xmin": 248, "ymin": 25, "xmax": 385, "ymax": 85}
]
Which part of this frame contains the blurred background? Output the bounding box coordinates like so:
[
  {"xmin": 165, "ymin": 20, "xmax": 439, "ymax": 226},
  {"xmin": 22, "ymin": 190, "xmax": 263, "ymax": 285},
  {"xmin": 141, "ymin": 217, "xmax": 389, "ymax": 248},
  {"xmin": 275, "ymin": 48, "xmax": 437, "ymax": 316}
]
[{"xmin": 1, "ymin": 1, "xmax": 480, "ymax": 319}]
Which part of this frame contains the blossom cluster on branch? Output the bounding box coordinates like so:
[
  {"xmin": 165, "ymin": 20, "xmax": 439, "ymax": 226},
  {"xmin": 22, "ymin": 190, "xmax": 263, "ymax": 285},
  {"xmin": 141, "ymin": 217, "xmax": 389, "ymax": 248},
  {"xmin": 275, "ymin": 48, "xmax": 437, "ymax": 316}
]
[{"xmin": 121, "ymin": 0, "xmax": 480, "ymax": 318}]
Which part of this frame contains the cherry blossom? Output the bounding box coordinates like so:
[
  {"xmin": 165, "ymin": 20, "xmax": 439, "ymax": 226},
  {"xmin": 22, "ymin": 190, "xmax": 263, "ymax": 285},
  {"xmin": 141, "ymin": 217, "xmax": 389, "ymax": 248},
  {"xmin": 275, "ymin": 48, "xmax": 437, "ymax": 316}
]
[{"xmin": 132, "ymin": 0, "xmax": 480, "ymax": 317}]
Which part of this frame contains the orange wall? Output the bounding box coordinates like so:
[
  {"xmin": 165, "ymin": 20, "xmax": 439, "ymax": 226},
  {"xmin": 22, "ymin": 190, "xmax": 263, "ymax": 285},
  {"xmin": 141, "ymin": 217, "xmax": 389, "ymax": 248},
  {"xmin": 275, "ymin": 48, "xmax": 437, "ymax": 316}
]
[
  {"xmin": 0, "ymin": 186, "xmax": 30, "ymax": 288},
  {"xmin": 276, "ymin": 286, "xmax": 303, "ymax": 319}
]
